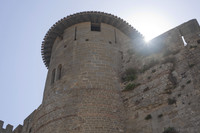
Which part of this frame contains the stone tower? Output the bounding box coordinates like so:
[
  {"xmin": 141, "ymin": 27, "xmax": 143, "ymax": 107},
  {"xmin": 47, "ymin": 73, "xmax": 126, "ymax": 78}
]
[
  {"xmin": 2, "ymin": 11, "xmax": 200, "ymax": 133},
  {"xmin": 36, "ymin": 11, "xmax": 142, "ymax": 133}
]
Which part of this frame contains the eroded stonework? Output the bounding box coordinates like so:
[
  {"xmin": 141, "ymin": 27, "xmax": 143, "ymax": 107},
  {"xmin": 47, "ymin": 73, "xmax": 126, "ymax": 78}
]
[{"xmin": 1, "ymin": 12, "xmax": 200, "ymax": 133}]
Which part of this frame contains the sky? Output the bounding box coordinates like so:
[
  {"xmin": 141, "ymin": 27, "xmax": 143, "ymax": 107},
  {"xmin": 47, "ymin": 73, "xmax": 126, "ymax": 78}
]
[{"xmin": 0, "ymin": 0, "xmax": 200, "ymax": 129}]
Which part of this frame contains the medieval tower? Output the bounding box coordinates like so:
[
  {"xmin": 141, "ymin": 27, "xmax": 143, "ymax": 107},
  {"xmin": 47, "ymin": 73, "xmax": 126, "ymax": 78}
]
[{"xmin": 1, "ymin": 11, "xmax": 200, "ymax": 133}]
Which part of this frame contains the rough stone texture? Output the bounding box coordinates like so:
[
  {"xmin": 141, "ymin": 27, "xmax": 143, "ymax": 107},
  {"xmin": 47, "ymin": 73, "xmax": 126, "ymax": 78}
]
[
  {"xmin": 0, "ymin": 120, "xmax": 13, "ymax": 133},
  {"xmin": 121, "ymin": 19, "xmax": 200, "ymax": 133},
  {"xmin": 1, "ymin": 12, "xmax": 200, "ymax": 133}
]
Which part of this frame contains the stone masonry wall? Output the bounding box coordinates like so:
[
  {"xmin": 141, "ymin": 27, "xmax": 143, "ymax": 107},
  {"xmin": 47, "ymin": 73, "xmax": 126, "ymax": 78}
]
[
  {"xmin": 0, "ymin": 120, "xmax": 13, "ymax": 133},
  {"xmin": 121, "ymin": 19, "xmax": 200, "ymax": 133},
  {"xmin": 17, "ymin": 22, "xmax": 127, "ymax": 133},
  {"xmin": 4, "ymin": 19, "xmax": 200, "ymax": 133}
]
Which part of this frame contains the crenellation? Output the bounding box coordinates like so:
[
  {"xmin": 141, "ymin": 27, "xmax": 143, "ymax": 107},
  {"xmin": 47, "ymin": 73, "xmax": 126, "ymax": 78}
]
[
  {"xmin": 13, "ymin": 125, "xmax": 22, "ymax": 133},
  {"xmin": 0, "ymin": 120, "xmax": 14, "ymax": 133},
  {"xmin": 2, "ymin": 11, "xmax": 200, "ymax": 133},
  {"xmin": 0, "ymin": 120, "xmax": 3, "ymax": 129}
]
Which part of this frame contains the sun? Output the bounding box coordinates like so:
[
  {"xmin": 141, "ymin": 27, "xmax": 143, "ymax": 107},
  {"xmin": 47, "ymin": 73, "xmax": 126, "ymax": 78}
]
[{"xmin": 127, "ymin": 12, "xmax": 172, "ymax": 42}]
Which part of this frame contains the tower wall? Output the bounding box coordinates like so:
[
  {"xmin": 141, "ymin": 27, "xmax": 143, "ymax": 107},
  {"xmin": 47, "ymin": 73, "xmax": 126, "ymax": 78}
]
[{"xmin": 30, "ymin": 22, "xmax": 126, "ymax": 133}]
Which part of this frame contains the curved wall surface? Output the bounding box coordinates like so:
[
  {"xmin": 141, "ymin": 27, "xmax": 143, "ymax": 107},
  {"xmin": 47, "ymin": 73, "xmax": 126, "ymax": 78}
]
[{"xmin": 30, "ymin": 22, "xmax": 130, "ymax": 133}]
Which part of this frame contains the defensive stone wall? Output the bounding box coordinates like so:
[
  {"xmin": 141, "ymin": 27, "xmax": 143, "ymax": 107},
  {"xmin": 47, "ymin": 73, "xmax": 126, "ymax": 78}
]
[
  {"xmin": 121, "ymin": 19, "xmax": 200, "ymax": 133},
  {"xmin": 0, "ymin": 120, "xmax": 13, "ymax": 133},
  {"xmin": 2, "ymin": 13, "xmax": 200, "ymax": 133}
]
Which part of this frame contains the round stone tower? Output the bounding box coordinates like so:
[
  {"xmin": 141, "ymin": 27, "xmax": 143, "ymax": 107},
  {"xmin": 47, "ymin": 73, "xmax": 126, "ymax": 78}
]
[{"xmin": 32, "ymin": 11, "xmax": 143, "ymax": 133}]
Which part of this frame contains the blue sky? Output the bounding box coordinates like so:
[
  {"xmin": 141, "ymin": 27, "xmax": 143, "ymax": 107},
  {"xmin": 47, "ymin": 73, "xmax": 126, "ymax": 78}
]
[{"xmin": 0, "ymin": 0, "xmax": 200, "ymax": 128}]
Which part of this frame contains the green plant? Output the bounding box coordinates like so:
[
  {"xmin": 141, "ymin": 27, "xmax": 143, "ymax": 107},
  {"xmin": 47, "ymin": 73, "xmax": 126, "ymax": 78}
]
[
  {"xmin": 121, "ymin": 68, "xmax": 137, "ymax": 82},
  {"xmin": 190, "ymin": 45, "xmax": 197, "ymax": 49},
  {"xmin": 122, "ymin": 83, "xmax": 140, "ymax": 92},
  {"xmin": 186, "ymin": 80, "xmax": 191, "ymax": 84},
  {"xmin": 158, "ymin": 114, "xmax": 163, "ymax": 118},
  {"xmin": 188, "ymin": 64, "xmax": 195, "ymax": 68},
  {"xmin": 163, "ymin": 127, "xmax": 178, "ymax": 133},
  {"xmin": 152, "ymin": 69, "xmax": 156, "ymax": 73},
  {"xmin": 145, "ymin": 114, "xmax": 152, "ymax": 120},
  {"xmin": 168, "ymin": 98, "xmax": 176, "ymax": 105}
]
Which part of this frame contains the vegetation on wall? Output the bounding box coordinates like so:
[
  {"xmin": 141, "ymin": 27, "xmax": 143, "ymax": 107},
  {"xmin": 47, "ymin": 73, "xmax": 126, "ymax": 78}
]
[
  {"xmin": 186, "ymin": 80, "xmax": 191, "ymax": 84},
  {"xmin": 168, "ymin": 98, "xmax": 176, "ymax": 105},
  {"xmin": 145, "ymin": 114, "xmax": 152, "ymax": 120},
  {"xmin": 163, "ymin": 127, "xmax": 178, "ymax": 133},
  {"xmin": 188, "ymin": 63, "xmax": 195, "ymax": 68},
  {"xmin": 122, "ymin": 83, "xmax": 140, "ymax": 92},
  {"xmin": 121, "ymin": 68, "xmax": 137, "ymax": 82}
]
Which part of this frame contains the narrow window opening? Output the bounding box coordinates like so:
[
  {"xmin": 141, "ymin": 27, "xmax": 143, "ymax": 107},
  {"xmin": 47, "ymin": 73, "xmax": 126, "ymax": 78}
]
[
  {"xmin": 56, "ymin": 64, "xmax": 62, "ymax": 80},
  {"xmin": 181, "ymin": 36, "xmax": 187, "ymax": 46},
  {"xmin": 114, "ymin": 29, "xmax": 117, "ymax": 43},
  {"xmin": 29, "ymin": 128, "xmax": 32, "ymax": 133},
  {"xmin": 51, "ymin": 69, "xmax": 56, "ymax": 84},
  {"xmin": 91, "ymin": 23, "xmax": 101, "ymax": 31},
  {"xmin": 74, "ymin": 27, "xmax": 77, "ymax": 40}
]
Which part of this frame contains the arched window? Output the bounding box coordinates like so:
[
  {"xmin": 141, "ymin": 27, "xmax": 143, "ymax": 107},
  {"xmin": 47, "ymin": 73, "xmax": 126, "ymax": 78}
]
[
  {"xmin": 56, "ymin": 64, "xmax": 62, "ymax": 80},
  {"xmin": 51, "ymin": 69, "xmax": 56, "ymax": 84}
]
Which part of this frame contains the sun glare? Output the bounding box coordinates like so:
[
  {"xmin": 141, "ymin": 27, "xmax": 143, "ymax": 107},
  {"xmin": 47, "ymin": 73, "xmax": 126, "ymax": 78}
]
[{"xmin": 128, "ymin": 12, "xmax": 172, "ymax": 43}]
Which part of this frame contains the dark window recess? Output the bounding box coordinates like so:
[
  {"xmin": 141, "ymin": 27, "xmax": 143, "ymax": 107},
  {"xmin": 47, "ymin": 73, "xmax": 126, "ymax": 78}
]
[
  {"xmin": 91, "ymin": 23, "xmax": 101, "ymax": 31},
  {"xmin": 74, "ymin": 27, "xmax": 77, "ymax": 40},
  {"xmin": 51, "ymin": 69, "xmax": 56, "ymax": 84},
  {"xmin": 56, "ymin": 64, "xmax": 62, "ymax": 80},
  {"xmin": 29, "ymin": 128, "xmax": 32, "ymax": 133}
]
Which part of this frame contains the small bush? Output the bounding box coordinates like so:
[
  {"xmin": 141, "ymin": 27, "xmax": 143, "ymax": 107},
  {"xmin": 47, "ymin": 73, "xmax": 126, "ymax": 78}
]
[
  {"xmin": 168, "ymin": 98, "xmax": 176, "ymax": 105},
  {"xmin": 121, "ymin": 68, "xmax": 137, "ymax": 82},
  {"xmin": 152, "ymin": 69, "xmax": 156, "ymax": 73},
  {"xmin": 122, "ymin": 83, "xmax": 140, "ymax": 92},
  {"xmin": 186, "ymin": 80, "xmax": 191, "ymax": 84},
  {"xmin": 145, "ymin": 114, "xmax": 152, "ymax": 120},
  {"xmin": 163, "ymin": 127, "xmax": 178, "ymax": 133},
  {"xmin": 188, "ymin": 64, "xmax": 195, "ymax": 68},
  {"xmin": 190, "ymin": 45, "xmax": 197, "ymax": 49},
  {"xmin": 158, "ymin": 114, "xmax": 163, "ymax": 118},
  {"xmin": 147, "ymin": 76, "xmax": 151, "ymax": 80}
]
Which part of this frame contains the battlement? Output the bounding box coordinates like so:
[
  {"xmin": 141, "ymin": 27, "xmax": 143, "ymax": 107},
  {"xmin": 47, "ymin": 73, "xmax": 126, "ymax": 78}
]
[{"xmin": 0, "ymin": 120, "xmax": 13, "ymax": 133}]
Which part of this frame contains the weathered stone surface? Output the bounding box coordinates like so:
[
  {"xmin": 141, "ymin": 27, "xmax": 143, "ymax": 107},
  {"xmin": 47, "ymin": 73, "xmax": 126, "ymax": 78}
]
[{"xmin": 2, "ymin": 12, "xmax": 200, "ymax": 133}]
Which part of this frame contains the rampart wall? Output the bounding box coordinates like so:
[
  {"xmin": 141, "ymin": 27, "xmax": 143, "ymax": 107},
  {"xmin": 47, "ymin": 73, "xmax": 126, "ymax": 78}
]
[
  {"xmin": 2, "ymin": 19, "xmax": 200, "ymax": 133},
  {"xmin": 121, "ymin": 19, "xmax": 200, "ymax": 133}
]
